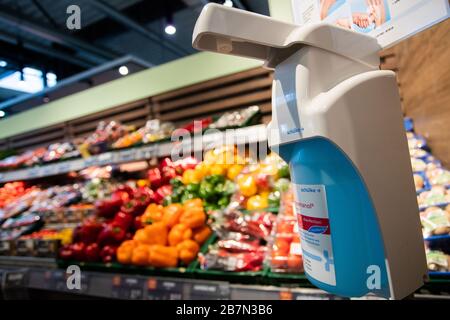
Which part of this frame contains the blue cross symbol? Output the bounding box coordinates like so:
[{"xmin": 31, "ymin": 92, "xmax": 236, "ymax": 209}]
[{"xmin": 323, "ymin": 250, "xmax": 334, "ymax": 272}]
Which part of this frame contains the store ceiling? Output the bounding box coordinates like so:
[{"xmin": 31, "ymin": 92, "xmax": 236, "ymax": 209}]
[{"xmin": 0, "ymin": 0, "xmax": 269, "ymax": 108}]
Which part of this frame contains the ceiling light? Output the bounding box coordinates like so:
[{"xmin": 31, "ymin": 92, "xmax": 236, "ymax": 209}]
[
  {"xmin": 165, "ymin": 24, "xmax": 176, "ymax": 35},
  {"xmin": 0, "ymin": 60, "xmax": 7, "ymax": 68},
  {"xmin": 223, "ymin": 0, "xmax": 233, "ymax": 7},
  {"xmin": 118, "ymin": 65, "xmax": 129, "ymax": 76},
  {"xmin": 0, "ymin": 110, "xmax": 6, "ymax": 118}
]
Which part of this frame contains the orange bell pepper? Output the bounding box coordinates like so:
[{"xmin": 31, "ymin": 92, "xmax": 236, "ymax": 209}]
[
  {"xmin": 183, "ymin": 198, "xmax": 203, "ymax": 210},
  {"xmin": 133, "ymin": 229, "xmax": 149, "ymax": 243},
  {"xmin": 131, "ymin": 244, "xmax": 151, "ymax": 266},
  {"xmin": 180, "ymin": 207, "xmax": 206, "ymax": 229},
  {"xmin": 117, "ymin": 240, "xmax": 137, "ymax": 264},
  {"xmin": 168, "ymin": 223, "xmax": 193, "ymax": 246},
  {"xmin": 176, "ymin": 239, "xmax": 200, "ymax": 265},
  {"xmin": 148, "ymin": 245, "xmax": 178, "ymax": 268},
  {"xmin": 141, "ymin": 203, "xmax": 164, "ymax": 225},
  {"xmin": 192, "ymin": 225, "xmax": 212, "ymax": 244},
  {"xmin": 143, "ymin": 222, "xmax": 168, "ymax": 245},
  {"xmin": 162, "ymin": 203, "xmax": 184, "ymax": 227}
]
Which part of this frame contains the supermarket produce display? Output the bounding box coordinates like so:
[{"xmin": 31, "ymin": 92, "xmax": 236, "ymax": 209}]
[
  {"xmin": 0, "ymin": 112, "xmax": 449, "ymax": 299},
  {"xmin": 404, "ymin": 118, "xmax": 450, "ymax": 275}
]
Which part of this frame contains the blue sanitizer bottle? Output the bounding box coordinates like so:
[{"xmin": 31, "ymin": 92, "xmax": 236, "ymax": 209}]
[
  {"xmin": 192, "ymin": 4, "xmax": 427, "ymax": 299},
  {"xmin": 279, "ymin": 138, "xmax": 390, "ymax": 298}
]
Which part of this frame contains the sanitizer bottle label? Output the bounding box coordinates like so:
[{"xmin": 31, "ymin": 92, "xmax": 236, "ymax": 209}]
[{"xmin": 294, "ymin": 184, "xmax": 336, "ymax": 286}]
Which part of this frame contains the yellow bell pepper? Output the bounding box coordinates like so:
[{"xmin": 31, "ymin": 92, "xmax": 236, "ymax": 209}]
[
  {"xmin": 194, "ymin": 163, "xmax": 210, "ymax": 178},
  {"xmin": 227, "ymin": 164, "xmax": 244, "ymax": 181},
  {"xmin": 246, "ymin": 194, "xmax": 269, "ymax": 211},
  {"xmin": 182, "ymin": 169, "xmax": 202, "ymax": 185},
  {"xmin": 237, "ymin": 174, "xmax": 257, "ymax": 197},
  {"xmin": 210, "ymin": 164, "xmax": 226, "ymax": 176}
]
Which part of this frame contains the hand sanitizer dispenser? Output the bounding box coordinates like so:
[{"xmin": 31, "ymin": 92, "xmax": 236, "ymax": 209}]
[{"xmin": 192, "ymin": 3, "xmax": 427, "ymax": 299}]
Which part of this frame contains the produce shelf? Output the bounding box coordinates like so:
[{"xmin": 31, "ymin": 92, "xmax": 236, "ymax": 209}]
[
  {"xmin": 0, "ymin": 264, "xmax": 342, "ymax": 300},
  {"xmin": 0, "ymin": 124, "xmax": 268, "ymax": 183},
  {"xmin": 0, "ymin": 257, "xmax": 447, "ymax": 299}
]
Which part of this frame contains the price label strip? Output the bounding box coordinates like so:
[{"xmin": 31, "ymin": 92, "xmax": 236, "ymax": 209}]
[
  {"xmin": 189, "ymin": 282, "xmax": 230, "ymax": 300},
  {"xmin": 111, "ymin": 276, "xmax": 145, "ymax": 300},
  {"xmin": 147, "ymin": 278, "xmax": 184, "ymax": 300}
]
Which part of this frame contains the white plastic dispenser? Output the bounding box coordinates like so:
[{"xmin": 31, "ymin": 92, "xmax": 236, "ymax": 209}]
[{"xmin": 192, "ymin": 3, "xmax": 427, "ymax": 299}]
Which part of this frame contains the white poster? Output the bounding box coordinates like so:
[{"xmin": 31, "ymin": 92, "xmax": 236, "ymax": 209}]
[{"xmin": 291, "ymin": 0, "xmax": 450, "ymax": 48}]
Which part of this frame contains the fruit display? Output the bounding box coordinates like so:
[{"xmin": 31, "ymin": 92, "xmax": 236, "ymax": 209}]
[
  {"xmin": 418, "ymin": 186, "xmax": 450, "ymax": 208},
  {"xmin": 229, "ymin": 152, "xmax": 289, "ymax": 211},
  {"xmin": 112, "ymin": 119, "xmax": 175, "ymax": 149},
  {"xmin": 268, "ymin": 187, "xmax": 303, "ymax": 273},
  {"xmin": 0, "ymin": 182, "xmax": 29, "ymax": 209},
  {"xmin": 426, "ymin": 250, "xmax": 450, "ymax": 272},
  {"xmin": 0, "ymin": 113, "xmax": 448, "ymax": 286},
  {"xmin": 208, "ymin": 106, "xmax": 260, "ymax": 129},
  {"xmin": 0, "ymin": 148, "xmax": 46, "ymax": 171},
  {"xmin": 116, "ymin": 199, "xmax": 211, "ymax": 267},
  {"xmin": 0, "ymin": 108, "xmax": 262, "ymax": 172},
  {"xmin": 406, "ymin": 119, "xmax": 450, "ymax": 276},
  {"xmin": 0, "ymin": 212, "xmax": 44, "ymax": 241},
  {"xmin": 42, "ymin": 142, "xmax": 79, "ymax": 162},
  {"xmin": 77, "ymin": 121, "xmax": 131, "ymax": 157},
  {"xmin": 420, "ymin": 206, "xmax": 450, "ymax": 238},
  {"xmin": 175, "ymin": 117, "xmax": 212, "ymax": 134},
  {"xmin": 199, "ymin": 209, "xmax": 275, "ymax": 272}
]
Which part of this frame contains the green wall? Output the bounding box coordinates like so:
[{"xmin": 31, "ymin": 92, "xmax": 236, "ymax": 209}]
[{"xmin": 0, "ymin": 0, "xmax": 294, "ymax": 140}]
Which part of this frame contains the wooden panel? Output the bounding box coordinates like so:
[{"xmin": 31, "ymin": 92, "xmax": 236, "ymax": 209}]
[
  {"xmin": 71, "ymin": 108, "xmax": 149, "ymax": 135},
  {"xmin": 159, "ymin": 77, "xmax": 272, "ymax": 111},
  {"xmin": 11, "ymin": 130, "xmax": 66, "ymax": 149},
  {"xmin": 391, "ymin": 19, "xmax": 450, "ymax": 167},
  {"xmin": 69, "ymin": 99, "xmax": 148, "ymax": 125},
  {"xmin": 153, "ymin": 68, "xmax": 270, "ymax": 102},
  {"xmin": 160, "ymin": 91, "xmax": 271, "ymax": 121},
  {"xmin": 154, "ymin": 67, "xmax": 272, "ymax": 126}
]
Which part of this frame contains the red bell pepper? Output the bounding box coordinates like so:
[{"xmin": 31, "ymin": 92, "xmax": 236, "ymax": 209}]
[
  {"xmin": 111, "ymin": 190, "xmax": 130, "ymax": 203},
  {"xmin": 159, "ymin": 157, "xmax": 174, "ymax": 170},
  {"xmin": 100, "ymin": 245, "xmax": 117, "ymax": 263},
  {"xmin": 147, "ymin": 168, "xmax": 163, "ymax": 189},
  {"xmin": 84, "ymin": 243, "xmax": 100, "ymax": 262},
  {"xmin": 78, "ymin": 218, "xmax": 103, "ymax": 245},
  {"xmin": 120, "ymin": 199, "xmax": 139, "ymax": 216},
  {"xmin": 95, "ymin": 198, "xmax": 122, "ymax": 218},
  {"xmin": 134, "ymin": 187, "xmax": 154, "ymax": 207},
  {"xmin": 154, "ymin": 185, "xmax": 172, "ymax": 204},
  {"xmin": 71, "ymin": 242, "xmax": 86, "ymax": 261},
  {"xmin": 112, "ymin": 211, "xmax": 133, "ymax": 230},
  {"xmin": 161, "ymin": 166, "xmax": 177, "ymax": 185},
  {"xmin": 97, "ymin": 223, "xmax": 126, "ymax": 246}
]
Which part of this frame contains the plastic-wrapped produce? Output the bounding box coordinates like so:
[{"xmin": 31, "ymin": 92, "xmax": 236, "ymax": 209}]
[
  {"xmin": 209, "ymin": 106, "xmax": 260, "ymax": 129},
  {"xmin": 267, "ymin": 187, "xmax": 304, "ymax": 273}
]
